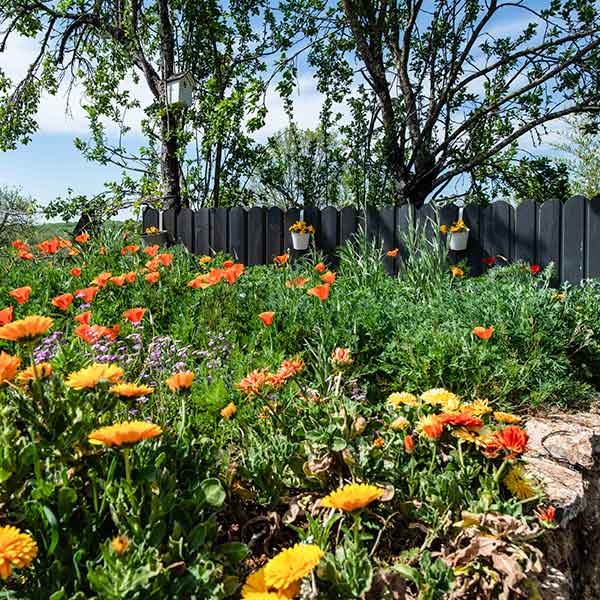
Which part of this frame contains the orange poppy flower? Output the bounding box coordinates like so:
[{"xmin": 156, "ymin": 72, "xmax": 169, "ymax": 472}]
[
  {"xmin": 123, "ymin": 272, "xmax": 137, "ymax": 284},
  {"xmin": 9, "ymin": 286, "xmax": 32, "ymax": 305},
  {"xmin": 70, "ymin": 267, "xmax": 82, "ymax": 277},
  {"xmin": 274, "ymin": 254, "xmax": 289, "ymax": 265},
  {"xmin": 17, "ymin": 250, "xmax": 33, "ymax": 260},
  {"xmin": 0, "ymin": 316, "xmax": 53, "ymax": 343},
  {"xmin": 220, "ymin": 402, "xmax": 237, "ymax": 419},
  {"xmin": 314, "ymin": 262, "xmax": 326, "ymax": 273},
  {"xmin": 285, "ymin": 277, "xmax": 307, "ymax": 289},
  {"xmin": 75, "ymin": 323, "xmax": 119, "ymax": 345},
  {"xmin": 166, "ymin": 371, "xmax": 194, "ymax": 391},
  {"xmin": 11, "ymin": 239, "xmax": 29, "ymax": 251},
  {"xmin": 52, "ymin": 293, "xmax": 74, "ymax": 311},
  {"xmin": 483, "ymin": 426, "xmax": 529, "ymax": 459},
  {"xmin": 75, "ymin": 287, "xmax": 99, "ymax": 303},
  {"xmin": 120, "ymin": 245, "xmax": 139, "ymax": 256},
  {"xmin": 223, "ymin": 260, "xmax": 234, "ymax": 268},
  {"xmin": 158, "ymin": 253, "xmax": 173, "ymax": 267},
  {"xmin": 91, "ymin": 272, "xmax": 112, "ymax": 287},
  {"xmin": 223, "ymin": 263, "xmax": 244, "ymax": 284},
  {"xmin": 0, "ymin": 307, "xmax": 13, "ymax": 326},
  {"xmin": 88, "ymin": 421, "xmax": 162, "ymax": 447},
  {"xmin": 387, "ymin": 248, "xmax": 399, "ymax": 257},
  {"xmin": 145, "ymin": 272, "xmax": 160, "ymax": 283},
  {"xmin": 258, "ymin": 311, "xmax": 275, "ymax": 327},
  {"xmin": 109, "ymin": 276, "xmax": 125, "ymax": 286},
  {"xmin": 36, "ymin": 238, "xmax": 60, "ymax": 255},
  {"xmin": 75, "ymin": 232, "xmax": 90, "ymax": 244},
  {"xmin": 123, "ymin": 308, "xmax": 146, "ymax": 324},
  {"xmin": 98, "ymin": 246, "xmax": 107, "ymax": 255},
  {"xmin": 404, "ymin": 434, "xmax": 415, "ymax": 453},
  {"xmin": 74, "ymin": 311, "xmax": 91, "ymax": 325},
  {"xmin": 143, "ymin": 245, "xmax": 159, "ymax": 257},
  {"xmin": 321, "ymin": 271, "xmax": 336, "ymax": 284},
  {"xmin": 307, "ymin": 283, "xmax": 330, "ymax": 301},
  {"xmin": 472, "ymin": 326, "xmax": 494, "ymax": 340},
  {"xmin": 0, "ymin": 352, "xmax": 21, "ymax": 384}
]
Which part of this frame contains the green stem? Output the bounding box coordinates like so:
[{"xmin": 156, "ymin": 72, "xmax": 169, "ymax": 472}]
[{"xmin": 123, "ymin": 448, "xmax": 132, "ymax": 486}]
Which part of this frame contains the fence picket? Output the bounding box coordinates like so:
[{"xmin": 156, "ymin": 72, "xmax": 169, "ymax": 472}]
[
  {"xmin": 588, "ymin": 197, "xmax": 600, "ymax": 279},
  {"xmin": 514, "ymin": 201, "xmax": 536, "ymax": 265},
  {"xmin": 266, "ymin": 207, "xmax": 284, "ymax": 262},
  {"xmin": 538, "ymin": 199, "xmax": 562, "ymax": 286},
  {"xmin": 212, "ymin": 208, "xmax": 228, "ymax": 252},
  {"xmin": 177, "ymin": 207, "xmax": 194, "ymax": 252},
  {"xmin": 193, "ymin": 209, "xmax": 210, "ymax": 255},
  {"xmin": 247, "ymin": 207, "xmax": 265, "ymax": 265},
  {"xmin": 562, "ymin": 196, "xmax": 586, "ymax": 284},
  {"xmin": 229, "ymin": 207, "xmax": 247, "ymax": 264}
]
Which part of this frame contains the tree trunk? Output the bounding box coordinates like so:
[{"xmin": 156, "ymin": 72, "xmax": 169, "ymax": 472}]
[
  {"xmin": 160, "ymin": 111, "xmax": 182, "ymax": 210},
  {"xmin": 213, "ymin": 139, "xmax": 223, "ymax": 208}
]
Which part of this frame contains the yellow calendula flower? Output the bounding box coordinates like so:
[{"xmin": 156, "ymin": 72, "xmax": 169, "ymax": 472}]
[
  {"xmin": 421, "ymin": 388, "xmax": 460, "ymax": 408},
  {"xmin": 241, "ymin": 566, "xmax": 299, "ymax": 599},
  {"xmin": 66, "ymin": 363, "xmax": 124, "ymax": 390},
  {"xmin": 463, "ymin": 398, "xmax": 492, "ymax": 416},
  {"xmin": 494, "ymin": 411, "xmax": 522, "ymax": 424},
  {"xmin": 390, "ymin": 416, "xmax": 409, "ymax": 431},
  {"xmin": 321, "ymin": 483, "xmax": 383, "ymax": 511},
  {"xmin": 111, "ymin": 535, "xmax": 130, "ymax": 556},
  {"xmin": 88, "ymin": 421, "xmax": 162, "ymax": 447},
  {"xmin": 199, "ymin": 255, "xmax": 212, "ymax": 264},
  {"xmin": 504, "ymin": 464, "xmax": 536, "ymax": 500},
  {"xmin": 220, "ymin": 402, "xmax": 237, "ymax": 419},
  {"xmin": 450, "ymin": 266, "xmax": 464, "ymax": 277},
  {"xmin": 387, "ymin": 392, "xmax": 419, "ymax": 407},
  {"xmin": 109, "ymin": 383, "xmax": 154, "ymax": 398},
  {"xmin": 0, "ymin": 525, "xmax": 38, "ymax": 579},
  {"xmin": 263, "ymin": 544, "xmax": 324, "ymax": 591}
]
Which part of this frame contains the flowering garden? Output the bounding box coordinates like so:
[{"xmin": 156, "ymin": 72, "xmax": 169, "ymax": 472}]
[{"xmin": 1, "ymin": 223, "xmax": 600, "ymax": 599}]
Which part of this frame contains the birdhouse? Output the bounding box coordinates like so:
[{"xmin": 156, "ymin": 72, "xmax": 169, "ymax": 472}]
[{"xmin": 166, "ymin": 72, "xmax": 195, "ymax": 106}]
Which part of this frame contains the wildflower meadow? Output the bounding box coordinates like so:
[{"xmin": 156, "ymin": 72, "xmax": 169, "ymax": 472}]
[{"xmin": 1, "ymin": 222, "xmax": 600, "ymax": 599}]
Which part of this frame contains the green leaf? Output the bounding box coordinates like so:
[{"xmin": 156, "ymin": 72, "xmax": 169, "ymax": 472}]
[{"xmin": 200, "ymin": 478, "xmax": 226, "ymax": 507}]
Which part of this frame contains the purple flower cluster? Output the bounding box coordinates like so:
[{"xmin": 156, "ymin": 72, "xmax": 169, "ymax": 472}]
[
  {"xmin": 348, "ymin": 380, "xmax": 367, "ymax": 403},
  {"xmin": 92, "ymin": 333, "xmax": 143, "ymax": 369},
  {"xmin": 34, "ymin": 331, "xmax": 63, "ymax": 363},
  {"xmin": 139, "ymin": 335, "xmax": 193, "ymax": 387},
  {"xmin": 196, "ymin": 331, "xmax": 232, "ymax": 383}
]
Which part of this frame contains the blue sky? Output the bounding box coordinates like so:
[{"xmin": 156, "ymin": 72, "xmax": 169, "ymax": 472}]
[{"xmin": 0, "ymin": 2, "xmax": 566, "ymax": 217}]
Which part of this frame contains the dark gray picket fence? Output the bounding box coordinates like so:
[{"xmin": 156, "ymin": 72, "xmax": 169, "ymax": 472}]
[{"xmin": 142, "ymin": 196, "xmax": 600, "ymax": 286}]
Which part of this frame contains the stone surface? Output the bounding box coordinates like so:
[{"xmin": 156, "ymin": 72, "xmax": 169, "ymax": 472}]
[{"xmin": 525, "ymin": 411, "xmax": 600, "ymax": 600}]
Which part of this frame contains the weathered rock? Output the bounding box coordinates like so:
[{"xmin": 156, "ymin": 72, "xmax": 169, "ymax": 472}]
[{"xmin": 525, "ymin": 412, "xmax": 600, "ymax": 600}]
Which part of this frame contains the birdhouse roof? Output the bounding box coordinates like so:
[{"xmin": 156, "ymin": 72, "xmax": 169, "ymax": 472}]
[{"xmin": 167, "ymin": 72, "xmax": 194, "ymax": 85}]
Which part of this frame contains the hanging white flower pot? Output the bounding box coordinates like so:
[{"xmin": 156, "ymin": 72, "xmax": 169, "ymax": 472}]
[
  {"xmin": 449, "ymin": 229, "xmax": 469, "ymax": 251},
  {"xmin": 291, "ymin": 232, "xmax": 311, "ymax": 250}
]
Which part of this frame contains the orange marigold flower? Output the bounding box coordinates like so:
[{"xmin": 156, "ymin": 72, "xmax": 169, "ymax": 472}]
[
  {"xmin": 75, "ymin": 232, "xmax": 90, "ymax": 243},
  {"xmin": 166, "ymin": 371, "xmax": 194, "ymax": 391},
  {"xmin": 145, "ymin": 272, "xmax": 160, "ymax": 284},
  {"xmin": 74, "ymin": 311, "xmax": 91, "ymax": 325},
  {"xmin": 75, "ymin": 287, "xmax": 99, "ymax": 303},
  {"xmin": 9, "ymin": 286, "xmax": 31, "ymax": 305},
  {"xmin": 0, "ymin": 307, "xmax": 13, "ymax": 326},
  {"xmin": 269, "ymin": 356, "xmax": 305, "ymax": 388},
  {"xmin": 417, "ymin": 414, "xmax": 445, "ymax": 439},
  {"xmin": 321, "ymin": 271, "xmax": 336, "ymax": 284},
  {"xmin": 274, "ymin": 254, "xmax": 289, "ymax": 265},
  {"xmin": 472, "ymin": 325, "xmax": 494, "ymax": 340},
  {"xmin": 258, "ymin": 311, "xmax": 275, "ymax": 327},
  {"xmin": 307, "ymin": 283, "xmax": 330, "ymax": 301},
  {"xmin": 70, "ymin": 267, "xmax": 82, "ymax": 277},
  {"xmin": 52, "ymin": 293, "xmax": 74, "ymax": 311},
  {"xmin": 237, "ymin": 368, "xmax": 270, "ymax": 397},
  {"xmin": 331, "ymin": 347, "xmax": 353, "ymax": 366},
  {"xmin": 450, "ymin": 266, "xmax": 464, "ymax": 278},
  {"xmin": 123, "ymin": 308, "xmax": 146, "ymax": 324},
  {"xmin": 111, "ymin": 535, "xmax": 130, "ymax": 555},
  {"xmin": 314, "ymin": 262, "xmax": 326, "ymax": 273},
  {"xmin": 387, "ymin": 248, "xmax": 399, "ymax": 257},
  {"xmin": 263, "ymin": 544, "xmax": 324, "ymax": 591},
  {"xmin": 373, "ymin": 436, "xmax": 385, "ymax": 447},
  {"xmin": 65, "ymin": 363, "xmax": 124, "ymax": 390},
  {"xmin": 17, "ymin": 362, "xmax": 52, "ymax": 385},
  {"xmin": 158, "ymin": 253, "xmax": 173, "ymax": 267},
  {"xmin": 483, "ymin": 426, "xmax": 529, "ymax": 459},
  {"xmin": 439, "ymin": 412, "xmax": 484, "ymax": 429},
  {"xmin": 88, "ymin": 421, "xmax": 162, "ymax": 447},
  {"xmin": 0, "ymin": 525, "xmax": 38, "ymax": 579},
  {"xmin": 0, "ymin": 316, "xmax": 53, "ymax": 343},
  {"xmin": 109, "ymin": 383, "xmax": 154, "ymax": 397},
  {"xmin": 220, "ymin": 402, "xmax": 237, "ymax": 419},
  {"xmin": 321, "ymin": 483, "xmax": 383, "ymax": 511},
  {"xmin": 404, "ymin": 434, "xmax": 415, "ymax": 453},
  {"xmin": 0, "ymin": 352, "xmax": 21, "ymax": 384}
]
